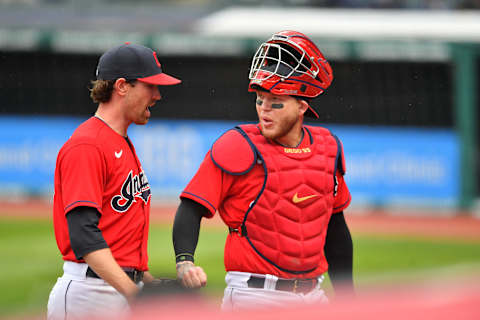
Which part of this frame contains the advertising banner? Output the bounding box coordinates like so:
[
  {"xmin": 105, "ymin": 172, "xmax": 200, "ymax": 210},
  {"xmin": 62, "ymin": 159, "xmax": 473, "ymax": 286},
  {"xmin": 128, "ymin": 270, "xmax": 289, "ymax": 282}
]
[{"xmin": 0, "ymin": 116, "xmax": 459, "ymax": 207}]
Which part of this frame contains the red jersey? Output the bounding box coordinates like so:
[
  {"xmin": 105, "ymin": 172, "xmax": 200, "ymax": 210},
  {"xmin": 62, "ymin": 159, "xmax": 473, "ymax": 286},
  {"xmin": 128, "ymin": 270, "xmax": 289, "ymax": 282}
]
[
  {"xmin": 53, "ymin": 117, "xmax": 151, "ymax": 271},
  {"xmin": 181, "ymin": 125, "xmax": 351, "ymax": 278}
]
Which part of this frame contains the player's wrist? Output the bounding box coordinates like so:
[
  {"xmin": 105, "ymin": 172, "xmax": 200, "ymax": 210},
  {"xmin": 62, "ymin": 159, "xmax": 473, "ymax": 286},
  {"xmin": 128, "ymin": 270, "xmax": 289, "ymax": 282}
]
[
  {"xmin": 175, "ymin": 253, "xmax": 194, "ymax": 263},
  {"xmin": 176, "ymin": 260, "xmax": 194, "ymax": 280},
  {"xmin": 121, "ymin": 281, "xmax": 141, "ymax": 303}
]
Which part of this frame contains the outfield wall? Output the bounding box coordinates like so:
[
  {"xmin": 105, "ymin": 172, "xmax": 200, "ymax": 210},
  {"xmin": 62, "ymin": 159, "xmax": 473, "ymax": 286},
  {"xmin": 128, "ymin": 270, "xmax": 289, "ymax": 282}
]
[{"xmin": 0, "ymin": 116, "xmax": 460, "ymax": 209}]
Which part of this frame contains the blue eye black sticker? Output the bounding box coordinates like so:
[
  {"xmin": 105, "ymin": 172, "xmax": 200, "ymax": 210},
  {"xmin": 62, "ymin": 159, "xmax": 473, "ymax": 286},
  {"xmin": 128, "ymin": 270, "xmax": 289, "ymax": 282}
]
[{"xmin": 256, "ymin": 99, "xmax": 263, "ymax": 105}]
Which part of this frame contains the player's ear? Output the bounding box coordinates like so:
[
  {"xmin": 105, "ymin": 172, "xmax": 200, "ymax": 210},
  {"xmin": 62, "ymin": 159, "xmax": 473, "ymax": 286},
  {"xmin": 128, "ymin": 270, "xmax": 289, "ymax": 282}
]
[
  {"xmin": 114, "ymin": 78, "xmax": 130, "ymax": 96},
  {"xmin": 298, "ymin": 99, "xmax": 309, "ymax": 116}
]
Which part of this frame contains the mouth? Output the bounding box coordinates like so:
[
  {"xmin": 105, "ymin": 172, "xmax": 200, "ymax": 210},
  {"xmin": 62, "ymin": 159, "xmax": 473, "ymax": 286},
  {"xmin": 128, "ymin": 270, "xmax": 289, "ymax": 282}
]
[
  {"xmin": 145, "ymin": 106, "xmax": 152, "ymax": 117},
  {"xmin": 261, "ymin": 116, "xmax": 274, "ymax": 128}
]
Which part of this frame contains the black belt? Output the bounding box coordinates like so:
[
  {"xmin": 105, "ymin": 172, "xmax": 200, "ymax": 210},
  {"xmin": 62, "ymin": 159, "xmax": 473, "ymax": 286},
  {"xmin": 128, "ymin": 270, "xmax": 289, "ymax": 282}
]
[
  {"xmin": 247, "ymin": 276, "xmax": 317, "ymax": 294},
  {"xmin": 86, "ymin": 267, "xmax": 144, "ymax": 284}
]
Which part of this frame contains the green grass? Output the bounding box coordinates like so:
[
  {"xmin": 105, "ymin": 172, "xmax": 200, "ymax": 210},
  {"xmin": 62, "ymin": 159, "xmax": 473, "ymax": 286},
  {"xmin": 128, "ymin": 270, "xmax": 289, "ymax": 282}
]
[
  {"xmin": 0, "ymin": 219, "xmax": 61, "ymax": 317},
  {"xmin": 1, "ymin": 218, "xmax": 479, "ymax": 317},
  {"xmin": 353, "ymin": 233, "xmax": 480, "ymax": 287}
]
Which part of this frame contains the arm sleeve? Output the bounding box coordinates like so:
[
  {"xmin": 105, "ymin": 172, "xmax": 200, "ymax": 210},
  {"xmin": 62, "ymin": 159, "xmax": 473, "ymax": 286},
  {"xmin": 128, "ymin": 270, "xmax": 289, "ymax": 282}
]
[
  {"xmin": 324, "ymin": 211, "xmax": 354, "ymax": 292},
  {"xmin": 66, "ymin": 206, "xmax": 108, "ymax": 260},
  {"xmin": 172, "ymin": 198, "xmax": 209, "ymax": 263}
]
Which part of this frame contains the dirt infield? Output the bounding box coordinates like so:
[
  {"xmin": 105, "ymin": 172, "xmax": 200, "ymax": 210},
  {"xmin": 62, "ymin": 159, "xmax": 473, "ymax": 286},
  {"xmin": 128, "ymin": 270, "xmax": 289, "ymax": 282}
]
[
  {"xmin": 344, "ymin": 210, "xmax": 480, "ymax": 241},
  {"xmin": 1, "ymin": 200, "xmax": 480, "ymax": 241}
]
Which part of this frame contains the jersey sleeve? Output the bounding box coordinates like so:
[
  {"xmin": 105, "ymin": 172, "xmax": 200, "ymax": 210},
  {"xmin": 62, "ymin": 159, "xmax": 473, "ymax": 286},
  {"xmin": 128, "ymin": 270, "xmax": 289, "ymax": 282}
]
[
  {"xmin": 180, "ymin": 151, "xmax": 227, "ymax": 218},
  {"xmin": 332, "ymin": 134, "xmax": 351, "ymax": 213},
  {"xmin": 333, "ymin": 171, "xmax": 351, "ymax": 213},
  {"xmin": 59, "ymin": 144, "xmax": 106, "ymax": 214}
]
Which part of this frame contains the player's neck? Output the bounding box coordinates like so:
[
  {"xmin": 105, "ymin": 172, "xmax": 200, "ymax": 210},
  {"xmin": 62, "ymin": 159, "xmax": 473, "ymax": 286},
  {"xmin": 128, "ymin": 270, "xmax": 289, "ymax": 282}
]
[
  {"xmin": 274, "ymin": 125, "xmax": 305, "ymax": 148},
  {"xmin": 95, "ymin": 104, "xmax": 129, "ymax": 137}
]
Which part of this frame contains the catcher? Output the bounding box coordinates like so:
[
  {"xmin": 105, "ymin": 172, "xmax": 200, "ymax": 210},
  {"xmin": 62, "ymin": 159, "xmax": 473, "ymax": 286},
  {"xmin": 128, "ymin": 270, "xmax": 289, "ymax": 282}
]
[{"xmin": 172, "ymin": 30, "xmax": 354, "ymax": 310}]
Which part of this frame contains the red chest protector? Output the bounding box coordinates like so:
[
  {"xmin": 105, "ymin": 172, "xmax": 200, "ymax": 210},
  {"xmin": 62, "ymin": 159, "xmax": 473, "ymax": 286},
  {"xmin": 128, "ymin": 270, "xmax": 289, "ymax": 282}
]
[{"xmin": 211, "ymin": 124, "xmax": 343, "ymax": 274}]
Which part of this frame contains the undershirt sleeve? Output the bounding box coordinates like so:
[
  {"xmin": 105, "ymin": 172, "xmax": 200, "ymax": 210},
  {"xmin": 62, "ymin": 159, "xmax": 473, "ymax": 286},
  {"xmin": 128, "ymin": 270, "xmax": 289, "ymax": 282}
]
[
  {"xmin": 66, "ymin": 206, "xmax": 108, "ymax": 260},
  {"xmin": 172, "ymin": 198, "xmax": 209, "ymax": 263},
  {"xmin": 324, "ymin": 211, "xmax": 353, "ymax": 291}
]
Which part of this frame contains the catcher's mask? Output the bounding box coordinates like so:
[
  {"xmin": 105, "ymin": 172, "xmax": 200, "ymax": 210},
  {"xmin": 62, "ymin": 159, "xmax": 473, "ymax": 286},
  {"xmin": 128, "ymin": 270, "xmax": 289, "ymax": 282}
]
[{"xmin": 248, "ymin": 30, "xmax": 333, "ymax": 118}]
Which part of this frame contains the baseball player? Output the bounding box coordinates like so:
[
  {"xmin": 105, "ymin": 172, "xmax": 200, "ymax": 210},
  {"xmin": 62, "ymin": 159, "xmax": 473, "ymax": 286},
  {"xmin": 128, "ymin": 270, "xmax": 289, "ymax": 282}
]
[
  {"xmin": 173, "ymin": 30, "xmax": 353, "ymax": 310},
  {"xmin": 47, "ymin": 43, "xmax": 181, "ymax": 320}
]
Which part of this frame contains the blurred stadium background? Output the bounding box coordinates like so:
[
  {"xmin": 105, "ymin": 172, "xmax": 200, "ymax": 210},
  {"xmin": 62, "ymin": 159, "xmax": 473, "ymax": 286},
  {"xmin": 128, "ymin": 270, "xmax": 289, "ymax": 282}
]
[{"xmin": 1, "ymin": 0, "xmax": 480, "ymax": 319}]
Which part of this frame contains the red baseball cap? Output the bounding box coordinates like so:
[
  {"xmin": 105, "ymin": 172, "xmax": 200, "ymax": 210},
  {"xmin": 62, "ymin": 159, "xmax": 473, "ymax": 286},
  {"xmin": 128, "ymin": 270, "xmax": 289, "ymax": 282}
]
[{"xmin": 96, "ymin": 43, "xmax": 181, "ymax": 85}]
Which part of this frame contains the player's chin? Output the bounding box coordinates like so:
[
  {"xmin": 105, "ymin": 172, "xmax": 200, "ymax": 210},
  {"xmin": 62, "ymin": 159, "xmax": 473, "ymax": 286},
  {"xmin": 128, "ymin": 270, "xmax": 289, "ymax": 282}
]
[
  {"xmin": 134, "ymin": 117, "xmax": 150, "ymax": 125},
  {"xmin": 260, "ymin": 127, "xmax": 278, "ymax": 140}
]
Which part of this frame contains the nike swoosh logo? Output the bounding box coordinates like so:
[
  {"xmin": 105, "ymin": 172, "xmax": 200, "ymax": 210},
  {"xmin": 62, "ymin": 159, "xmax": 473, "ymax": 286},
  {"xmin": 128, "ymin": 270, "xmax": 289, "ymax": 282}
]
[
  {"xmin": 292, "ymin": 192, "xmax": 318, "ymax": 203},
  {"xmin": 115, "ymin": 150, "xmax": 123, "ymax": 158}
]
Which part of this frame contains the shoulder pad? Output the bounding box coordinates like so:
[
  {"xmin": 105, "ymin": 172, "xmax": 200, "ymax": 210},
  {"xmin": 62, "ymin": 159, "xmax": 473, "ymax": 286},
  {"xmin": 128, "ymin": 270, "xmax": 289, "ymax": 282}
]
[
  {"xmin": 306, "ymin": 125, "xmax": 346, "ymax": 175},
  {"xmin": 210, "ymin": 128, "xmax": 257, "ymax": 175}
]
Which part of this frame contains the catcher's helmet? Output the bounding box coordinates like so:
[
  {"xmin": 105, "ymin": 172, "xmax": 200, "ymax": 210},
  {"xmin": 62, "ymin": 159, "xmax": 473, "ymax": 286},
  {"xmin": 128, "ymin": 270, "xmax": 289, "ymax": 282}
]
[{"xmin": 248, "ymin": 30, "xmax": 333, "ymax": 118}]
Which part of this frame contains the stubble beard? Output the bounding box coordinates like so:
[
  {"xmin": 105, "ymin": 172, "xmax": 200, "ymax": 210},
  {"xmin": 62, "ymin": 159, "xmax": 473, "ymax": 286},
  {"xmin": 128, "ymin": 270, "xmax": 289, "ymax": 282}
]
[{"xmin": 261, "ymin": 114, "xmax": 298, "ymax": 142}]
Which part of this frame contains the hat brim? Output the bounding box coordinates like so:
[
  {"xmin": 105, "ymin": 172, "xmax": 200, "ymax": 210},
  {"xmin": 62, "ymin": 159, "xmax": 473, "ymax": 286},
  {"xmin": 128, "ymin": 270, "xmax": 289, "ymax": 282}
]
[{"xmin": 138, "ymin": 73, "xmax": 181, "ymax": 85}]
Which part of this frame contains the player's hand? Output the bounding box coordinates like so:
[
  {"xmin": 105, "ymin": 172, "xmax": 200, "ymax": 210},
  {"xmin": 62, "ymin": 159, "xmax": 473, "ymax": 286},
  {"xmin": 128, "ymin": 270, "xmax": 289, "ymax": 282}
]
[
  {"xmin": 176, "ymin": 261, "xmax": 207, "ymax": 288},
  {"xmin": 142, "ymin": 271, "xmax": 155, "ymax": 284},
  {"xmin": 125, "ymin": 285, "xmax": 141, "ymax": 304}
]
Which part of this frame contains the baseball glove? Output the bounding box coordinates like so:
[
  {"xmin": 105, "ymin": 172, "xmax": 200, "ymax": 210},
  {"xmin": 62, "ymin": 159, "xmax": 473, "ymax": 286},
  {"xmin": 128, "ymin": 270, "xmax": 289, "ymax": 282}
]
[{"xmin": 138, "ymin": 278, "xmax": 197, "ymax": 298}]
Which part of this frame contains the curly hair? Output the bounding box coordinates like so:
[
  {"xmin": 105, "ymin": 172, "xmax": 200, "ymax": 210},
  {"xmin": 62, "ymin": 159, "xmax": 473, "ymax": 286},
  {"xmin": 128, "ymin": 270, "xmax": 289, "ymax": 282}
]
[{"xmin": 89, "ymin": 80, "xmax": 115, "ymax": 103}]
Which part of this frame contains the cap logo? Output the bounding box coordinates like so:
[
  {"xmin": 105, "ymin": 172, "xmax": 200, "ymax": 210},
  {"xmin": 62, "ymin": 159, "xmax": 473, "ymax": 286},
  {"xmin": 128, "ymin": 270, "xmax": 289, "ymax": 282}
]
[{"xmin": 153, "ymin": 52, "xmax": 161, "ymax": 67}]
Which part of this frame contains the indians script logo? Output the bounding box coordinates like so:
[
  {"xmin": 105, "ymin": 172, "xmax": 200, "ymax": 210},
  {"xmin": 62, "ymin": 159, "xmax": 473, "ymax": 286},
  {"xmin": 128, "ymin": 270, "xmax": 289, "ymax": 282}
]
[{"xmin": 111, "ymin": 170, "xmax": 151, "ymax": 213}]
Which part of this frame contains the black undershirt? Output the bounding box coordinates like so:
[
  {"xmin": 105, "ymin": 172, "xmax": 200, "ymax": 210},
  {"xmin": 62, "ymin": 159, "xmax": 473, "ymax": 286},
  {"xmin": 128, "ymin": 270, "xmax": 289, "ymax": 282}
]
[
  {"xmin": 324, "ymin": 211, "xmax": 354, "ymax": 291},
  {"xmin": 172, "ymin": 198, "xmax": 207, "ymax": 263},
  {"xmin": 66, "ymin": 206, "xmax": 108, "ymax": 260}
]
